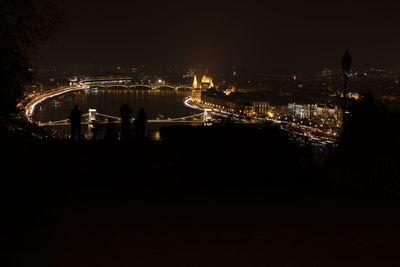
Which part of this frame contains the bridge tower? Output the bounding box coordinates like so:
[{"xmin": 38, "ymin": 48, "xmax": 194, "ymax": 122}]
[
  {"xmin": 87, "ymin": 109, "xmax": 98, "ymax": 139},
  {"xmin": 204, "ymin": 109, "xmax": 213, "ymax": 126}
]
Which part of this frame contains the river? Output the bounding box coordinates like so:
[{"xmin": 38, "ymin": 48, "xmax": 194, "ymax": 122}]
[{"xmin": 32, "ymin": 89, "xmax": 194, "ymax": 139}]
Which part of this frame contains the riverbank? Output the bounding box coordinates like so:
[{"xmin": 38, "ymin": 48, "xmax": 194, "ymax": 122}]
[
  {"xmin": 184, "ymin": 96, "xmax": 338, "ymax": 145},
  {"xmin": 21, "ymin": 86, "xmax": 87, "ymax": 122}
]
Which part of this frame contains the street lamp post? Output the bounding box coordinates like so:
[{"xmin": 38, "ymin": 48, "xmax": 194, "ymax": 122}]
[{"xmin": 341, "ymin": 50, "xmax": 352, "ymax": 128}]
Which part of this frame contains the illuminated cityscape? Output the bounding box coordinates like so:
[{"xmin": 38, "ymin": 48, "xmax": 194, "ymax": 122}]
[
  {"xmin": 18, "ymin": 63, "xmax": 400, "ymax": 145},
  {"xmin": 2, "ymin": 1, "xmax": 400, "ymax": 267}
]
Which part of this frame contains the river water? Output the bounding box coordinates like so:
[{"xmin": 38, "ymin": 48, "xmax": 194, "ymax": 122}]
[{"xmin": 32, "ymin": 89, "xmax": 195, "ymax": 139}]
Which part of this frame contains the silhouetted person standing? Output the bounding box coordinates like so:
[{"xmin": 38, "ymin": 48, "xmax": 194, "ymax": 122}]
[
  {"xmin": 104, "ymin": 121, "xmax": 118, "ymax": 142},
  {"xmin": 134, "ymin": 108, "xmax": 148, "ymax": 141},
  {"xmin": 92, "ymin": 120, "xmax": 98, "ymax": 140},
  {"xmin": 119, "ymin": 104, "xmax": 133, "ymax": 141},
  {"xmin": 69, "ymin": 105, "xmax": 82, "ymax": 140}
]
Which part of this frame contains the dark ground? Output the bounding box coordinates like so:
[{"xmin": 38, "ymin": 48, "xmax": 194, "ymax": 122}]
[{"xmin": 2, "ymin": 125, "xmax": 400, "ymax": 267}]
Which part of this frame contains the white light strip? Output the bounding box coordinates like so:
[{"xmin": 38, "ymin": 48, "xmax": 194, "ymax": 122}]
[{"xmin": 25, "ymin": 87, "xmax": 86, "ymax": 122}]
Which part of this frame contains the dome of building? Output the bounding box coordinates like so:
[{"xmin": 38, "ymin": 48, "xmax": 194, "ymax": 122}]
[
  {"xmin": 201, "ymin": 74, "xmax": 212, "ymax": 84},
  {"xmin": 192, "ymin": 69, "xmax": 214, "ymax": 90}
]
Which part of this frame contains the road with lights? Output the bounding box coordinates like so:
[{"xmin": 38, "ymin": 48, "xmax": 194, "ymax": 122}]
[{"xmin": 184, "ymin": 97, "xmax": 338, "ymax": 144}]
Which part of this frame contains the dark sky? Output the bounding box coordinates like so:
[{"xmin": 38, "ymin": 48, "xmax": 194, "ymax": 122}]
[{"xmin": 40, "ymin": 0, "xmax": 400, "ymax": 73}]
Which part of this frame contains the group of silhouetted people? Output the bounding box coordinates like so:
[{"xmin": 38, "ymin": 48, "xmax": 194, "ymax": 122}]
[{"xmin": 69, "ymin": 104, "xmax": 147, "ymax": 141}]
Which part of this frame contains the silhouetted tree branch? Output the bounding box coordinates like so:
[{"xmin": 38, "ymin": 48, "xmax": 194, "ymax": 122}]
[{"xmin": 0, "ymin": 0, "xmax": 64, "ymax": 117}]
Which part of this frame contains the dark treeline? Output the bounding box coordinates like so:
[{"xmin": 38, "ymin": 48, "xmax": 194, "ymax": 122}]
[{"xmin": 332, "ymin": 91, "xmax": 400, "ymax": 194}]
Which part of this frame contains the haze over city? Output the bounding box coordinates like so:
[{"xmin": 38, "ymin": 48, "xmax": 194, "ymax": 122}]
[{"xmin": 40, "ymin": 0, "xmax": 400, "ymax": 72}]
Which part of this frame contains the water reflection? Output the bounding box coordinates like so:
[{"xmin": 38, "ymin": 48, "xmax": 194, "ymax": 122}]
[{"xmin": 33, "ymin": 89, "xmax": 193, "ymax": 138}]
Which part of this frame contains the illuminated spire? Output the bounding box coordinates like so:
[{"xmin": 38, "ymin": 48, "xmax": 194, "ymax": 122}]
[{"xmin": 193, "ymin": 75, "xmax": 198, "ymax": 89}]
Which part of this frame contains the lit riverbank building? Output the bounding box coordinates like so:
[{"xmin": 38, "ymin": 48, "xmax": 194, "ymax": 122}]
[
  {"xmin": 193, "ymin": 70, "xmax": 214, "ymax": 90},
  {"xmin": 192, "ymin": 70, "xmax": 214, "ymax": 102}
]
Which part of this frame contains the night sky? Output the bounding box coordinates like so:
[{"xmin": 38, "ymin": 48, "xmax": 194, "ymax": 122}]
[{"xmin": 40, "ymin": 0, "xmax": 400, "ymax": 73}]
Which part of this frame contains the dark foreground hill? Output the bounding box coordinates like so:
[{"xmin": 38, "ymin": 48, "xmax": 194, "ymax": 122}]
[{"xmin": 2, "ymin": 125, "xmax": 400, "ymax": 267}]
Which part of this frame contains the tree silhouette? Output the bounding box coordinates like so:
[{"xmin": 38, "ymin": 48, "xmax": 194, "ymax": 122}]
[
  {"xmin": 337, "ymin": 91, "xmax": 400, "ymax": 192},
  {"xmin": 0, "ymin": 0, "xmax": 64, "ymax": 117},
  {"xmin": 341, "ymin": 91, "xmax": 386, "ymax": 153},
  {"xmin": 119, "ymin": 104, "xmax": 133, "ymax": 141}
]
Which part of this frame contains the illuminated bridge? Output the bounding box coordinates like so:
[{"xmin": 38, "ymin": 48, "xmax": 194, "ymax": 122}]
[
  {"xmin": 78, "ymin": 77, "xmax": 193, "ymax": 91},
  {"xmin": 38, "ymin": 110, "xmax": 207, "ymax": 127},
  {"xmin": 79, "ymin": 76, "xmax": 133, "ymax": 84}
]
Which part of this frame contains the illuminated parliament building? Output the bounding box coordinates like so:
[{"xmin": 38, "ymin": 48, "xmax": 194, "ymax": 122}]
[
  {"xmin": 193, "ymin": 70, "xmax": 214, "ymax": 90},
  {"xmin": 192, "ymin": 70, "xmax": 215, "ymax": 102}
]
